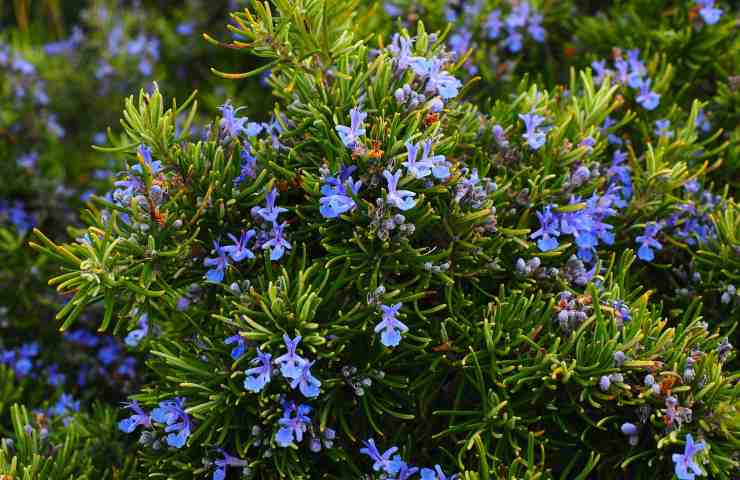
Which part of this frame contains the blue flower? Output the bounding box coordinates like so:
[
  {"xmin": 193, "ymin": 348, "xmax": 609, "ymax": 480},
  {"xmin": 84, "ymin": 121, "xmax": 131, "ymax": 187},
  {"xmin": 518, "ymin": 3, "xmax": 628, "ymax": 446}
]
[
  {"xmin": 607, "ymin": 150, "xmax": 633, "ymax": 208},
  {"xmin": 150, "ymin": 397, "xmax": 191, "ymax": 448},
  {"xmin": 578, "ymin": 136, "xmax": 596, "ymax": 154},
  {"xmin": 50, "ymin": 393, "xmax": 80, "ymax": 417},
  {"xmin": 320, "ymin": 165, "xmax": 362, "ymax": 218},
  {"xmin": 117, "ymin": 357, "xmax": 137, "ymax": 379},
  {"xmin": 289, "ymin": 360, "xmax": 321, "ymax": 398},
  {"xmin": 519, "ymin": 112, "xmax": 548, "ymax": 150},
  {"xmin": 403, "ymin": 141, "xmax": 431, "ymax": 179},
  {"xmin": 528, "ymin": 14, "xmax": 546, "ymax": 43},
  {"xmin": 223, "ymin": 229, "xmax": 257, "ymax": 262},
  {"xmin": 672, "ymin": 434, "xmax": 706, "ymax": 480},
  {"xmin": 218, "ymin": 101, "xmax": 254, "ymax": 139},
  {"xmin": 274, "ymin": 334, "xmax": 306, "ymax": 379},
  {"xmin": 417, "ymin": 58, "xmax": 462, "ymax": 99},
  {"xmin": 504, "ymin": 27, "xmax": 523, "ymax": 53},
  {"xmin": 212, "ymin": 449, "xmax": 247, "ymax": 480},
  {"xmin": 421, "ymin": 140, "xmax": 451, "ymax": 179},
  {"xmin": 234, "ymin": 145, "xmax": 258, "ymax": 185},
  {"xmin": 384, "ymin": 170, "xmax": 417, "ymax": 211},
  {"xmin": 335, "ymin": 106, "xmax": 367, "ymax": 149},
  {"xmin": 224, "ymin": 334, "xmax": 247, "ymax": 360},
  {"xmin": 389, "ymin": 34, "xmax": 421, "ymax": 72},
  {"xmin": 118, "ymin": 400, "xmax": 151, "ymax": 433},
  {"xmin": 256, "ymin": 188, "xmax": 288, "ymax": 224},
  {"xmin": 17, "ymin": 151, "xmax": 38, "ymax": 169},
  {"xmin": 695, "ymin": 108, "xmax": 711, "ymax": 133},
  {"xmin": 263, "ymin": 221, "xmax": 292, "ymax": 261},
  {"xmin": 530, "ymin": 205, "xmax": 560, "ymax": 251},
  {"xmin": 635, "ymin": 222, "xmax": 663, "ymax": 261},
  {"xmin": 421, "ymin": 465, "xmax": 458, "ymax": 480},
  {"xmin": 654, "ymin": 119, "xmax": 674, "ymax": 138},
  {"xmin": 204, "ymin": 241, "xmax": 230, "ymax": 282},
  {"xmin": 591, "ymin": 60, "xmax": 609, "ymax": 85},
  {"xmin": 275, "ymin": 401, "xmax": 312, "ymax": 447},
  {"xmin": 697, "ymin": 0, "xmax": 722, "ymax": 25},
  {"xmin": 244, "ymin": 349, "xmax": 272, "ymax": 392},
  {"xmin": 374, "ymin": 303, "xmax": 408, "ymax": 348},
  {"xmin": 45, "ymin": 364, "xmax": 66, "ymax": 387},
  {"xmin": 124, "ymin": 313, "xmax": 149, "ymax": 347},
  {"xmin": 636, "ymin": 79, "xmax": 660, "ymax": 111},
  {"xmin": 360, "ymin": 438, "xmax": 402, "ymax": 474},
  {"xmin": 486, "ymin": 10, "xmax": 503, "ymax": 39}
]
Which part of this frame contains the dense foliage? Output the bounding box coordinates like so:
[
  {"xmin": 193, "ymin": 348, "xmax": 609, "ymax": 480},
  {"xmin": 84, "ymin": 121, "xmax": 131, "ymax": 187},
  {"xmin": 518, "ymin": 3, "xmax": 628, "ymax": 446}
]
[{"xmin": 1, "ymin": 0, "xmax": 738, "ymax": 479}]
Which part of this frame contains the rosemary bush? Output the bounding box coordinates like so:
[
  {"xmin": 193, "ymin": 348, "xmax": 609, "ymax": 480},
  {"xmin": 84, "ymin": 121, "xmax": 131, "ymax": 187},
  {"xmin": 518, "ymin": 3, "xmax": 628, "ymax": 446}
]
[{"xmin": 1, "ymin": 0, "xmax": 738, "ymax": 479}]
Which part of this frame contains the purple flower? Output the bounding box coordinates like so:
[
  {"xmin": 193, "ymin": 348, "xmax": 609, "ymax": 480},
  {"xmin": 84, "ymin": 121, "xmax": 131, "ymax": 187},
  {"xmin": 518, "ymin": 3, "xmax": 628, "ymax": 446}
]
[
  {"xmin": 150, "ymin": 397, "xmax": 191, "ymax": 448},
  {"xmin": 621, "ymin": 422, "xmax": 638, "ymax": 436},
  {"xmin": 274, "ymin": 334, "xmax": 306, "ymax": 379},
  {"xmin": 528, "ymin": 14, "xmax": 546, "ymax": 43},
  {"xmin": 403, "ymin": 141, "xmax": 431, "ymax": 178},
  {"xmin": 17, "ymin": 151, "xmax": 38, "ymax": 169},
  {"xmin": 204, "ymin": 241, "xmax": 229, "ymax": 282},
  {"xmin": 374, "ymin": 303, "xmax": 408, "ymax": 347},
  {"xmin": 421, "ymin": 140, "xmax": 451, "ymax": 179},
  {"xmin": 224, "ymin": 334, "xmax": 247, "ymax": 360},
  {"xmin": 599, "ymin": 375, "xmax": 611, "ymax": 391},
  {"xmin": 263, "ymin": 221, "xmax": 291, "ymax": 261},
  {"xmin": 672, "ymin": 434, "xmax": 706, "ymax": 480},
  {"xmin": 256, "ymin": 188, "xmax": 288, "ymax": 224},
  {"xmin": 176, "ymin": 22, "xmax": 195, "ymax": 36},
  {"xmin": 320, "ymin": 166, "xmax": 362, "ymax": 218},
  {"xmin": 335, "ymin": 107, "xmax": 367, "ymax": 149},
  {"xmin": 50, "ymin": 393, "xmax": 80, "ymax": 421},
  {"xmin": 223, "ymin": 229, "xmax": 257, "ymax": 262},
  {"xmin": 421, "ymin": 465, "xmax": 458, "ymax": 480},
  {"xmin": 697, "ymin": 0, "xmax": 723, "ymax": 25},
  {"xmin": 124, "ymin": 313, "xmax": 149, "ymax": 347},
  {"xmin": 289, "ymin": 360, "xmax": 321, "ymax": 398},
  {"xmin": 519, "ymin": 112, "xmax": 548, "ymax": 150},
  {"xmin": 244, "ymin": 348, "xmax": 272, "ymax": 392},
  {"xmin": 504, "ymin": 28, "xmax": 523, "ymax": 53},
  {"xmin": 117, "ymin": 357, "xmax": 137, "ymax": 378},
  {"xmin": 530, "ymin": 205, "xmax": 560, "ymax": 251},
  {"xmin": 45, "ymin": 364, "xmax": 66, "ymax": 386},
  {"xmin": 235, "ymin": 146, "xmax": 258, "ymax": 185},
  {"xmin": 389, "ymin": 34, "xmax": 420, "ymax": 73},
  {"xmin": 118, "ymin": 400, "xmax": 151, "ymax": 433},
  {"xmin": 578, "ymin": 137, "xmax": 596, "ymax": 154},
  {"xmin": 486, "ymin": 10, "xmax": 503, "ymax": 39},
  {"xmin": 275, "ymin": 401, "xmax": 312, "ymax": 447},
  {"xmin": 384, "ymin": 170, "xmax": 417, "ymax": 211},
  {"xmin": 591, "ymin": 60, "xmax": 610, "ymax": 85},
  {"xmin": 213, "ymin": 449, "xmax": 247, "ymax": 480},
  {"xmin": 654, "ymin": 119, "xmax": 674, "ymax": 138},
  {"xmin": 360, "ymin": 438, "xmax": 402, "ymax": 474},
  {"xmin": 507, "ymin": 3, "xmax": 530, "ymax": 29},
  {"xmin": 418, "ymin": 58, "xmax": 462, "ymax": 99},
  {"xmin": 695, "ymin": 108, "xmax": 711, "ymax": 133},
  {"xmin": 218, "ymin": 101, "xmax": 255, "ymax": 139},
  {"xmin": 636, "ymin": 79, "xmax": 660, "ymax": 111},
  {"xmin": 635, "ymin": 222, "xmax": 663, "ymax": 261}
]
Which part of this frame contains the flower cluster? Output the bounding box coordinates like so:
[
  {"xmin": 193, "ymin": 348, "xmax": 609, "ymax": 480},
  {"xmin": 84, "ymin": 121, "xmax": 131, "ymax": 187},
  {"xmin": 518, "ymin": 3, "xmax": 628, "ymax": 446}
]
[
  {"xmin": 592, "ymin": 49, "xmax": 660, "ymax": 110},
  {"xmin": 118, "ymin": 397, "xmax": 192, "ymax": 449},
  {"xmin": 361, "ymin": 438, "xmax": 458, "ymax": 479},
  {"xmin": 485, "ymin": 1, "xmax": 545, "ymax": 53}
]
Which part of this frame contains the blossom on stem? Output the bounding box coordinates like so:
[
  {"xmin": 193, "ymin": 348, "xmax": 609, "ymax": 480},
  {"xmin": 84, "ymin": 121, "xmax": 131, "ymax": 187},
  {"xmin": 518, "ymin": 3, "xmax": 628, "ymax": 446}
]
[
  {"xmin": 244, "ymin": 349, "xmax": 272, "ymax": 392},
  {"xmin": 335, "ymin": 107, "xmax": 367, "ymax": 149},
  {"xmin": 374, "ymin": 303, "xmax": 408, "ymax": 347},
  {"xmin": 384, "ymin": 170, "xmax": 416, "ymax": 211}
]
